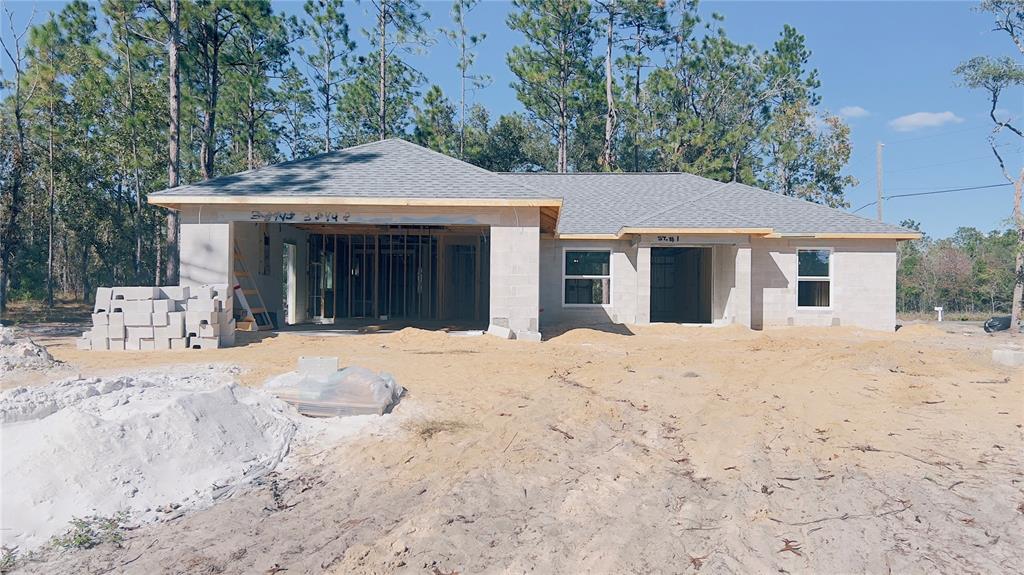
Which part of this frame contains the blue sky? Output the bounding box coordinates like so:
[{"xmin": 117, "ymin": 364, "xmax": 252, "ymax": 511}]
[{"xmin": 2, "ymin": 1, "xmax": 1021, "ymax": 238}]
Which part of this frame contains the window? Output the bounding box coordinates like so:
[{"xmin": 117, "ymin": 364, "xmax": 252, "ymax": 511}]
[
  {"xmin": 563, "ymin": 250, "xmax": 611, "ymax": 306},
  {"xmin": 797, "ymin": 249, "xmax": 831, "ymax": 307}
]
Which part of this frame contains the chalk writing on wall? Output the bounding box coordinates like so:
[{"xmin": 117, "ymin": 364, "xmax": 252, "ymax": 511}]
[{"xmin": 250, "ymin": 210, "xmax": 347, "ymax": 223}]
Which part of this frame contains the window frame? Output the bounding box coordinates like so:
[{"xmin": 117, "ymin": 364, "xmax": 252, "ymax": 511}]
[
  {"xmin": 561, "ymin": 248, "xmax": 613, "ymax": 308},
  {"xmin": 795, "ymin": 248, "xmax": 833, "ymax": 310}
]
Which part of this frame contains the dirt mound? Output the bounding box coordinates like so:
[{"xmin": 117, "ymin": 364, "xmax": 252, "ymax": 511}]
[
  {"xmin": 0, "ymin": 368, "xmax": 297, "ymax": 551},
  {"xmin": 0, "ymin": 326, "xmax": 56, "ymax": 373}
]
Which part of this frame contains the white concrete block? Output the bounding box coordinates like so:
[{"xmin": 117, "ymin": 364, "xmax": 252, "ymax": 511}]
[
  {"xmin": 993, "ymin": 348, "xmax": 1024, "ymax": 367},
  {"xmin": 153, "ymin": 338, "xmax": 171, "ymax": 351},
  {"xmin": 189, "ymin": 336, "xmax": 219, "ymax": 350},
  {"xmin": 90, "ymin": 336, "xmax": 109, "ymax": 351},
  {"xmin": 159, "ymin": 286, "xmax": 190, "ymax": 301},
  {"xmin": 107, "ymin": 325, "xmax": 126, "ymax": 340},
  {"xmin": 138, "ymin": 339, "xmax": 155, "ymax": 351},
  {"xmin": 198, "ymin": 322, "xmax": 220, "ymax": 338},
  {"xmin": 186, "ymin": 311, "xmax": 218, "ymax": 327},
  {"xmin": 130, "ymin": 300, "xmax": 154, "ymax": 313},
  {"xmin": 514, "ymin": 330, "xmax": 542, "ymax": 342},
  {"xmin": 187, "ymin": 298, "xmax": 221, "ymax": 312},
  {"xmin": 127, "ymin": 326, "xmax": 154, "ymax": 339},
  {"xmin": 94, "ymin": 287, "xmax": 113, "ymax": 313},
  {"xmin": 169, "ymin": 337, "xmax": 188, "ymax": 351},
  {"xmin": 151, "ymin": 312, "xmax": 169, "ymax": 327},
  {"xmin": 108, "ymin": 339, "xmax": 126, "ymax": 351},
  {"xmin": 91, "ymin": 313, "xmax": 109, "ymax": 326},
  {"xmin": 152, "ymin": 299, "xmax": 172, "ymax": 314},
  {"xmin": 124, "ymin": 312, "xmax": 152, "ymax": 327},
  {"xmin": 76, "ymin": 337, "xmax": 91, "ymax": 350},
  {"xmin": 125, "ymin": 338, "xmax": 141, "ymax": 351},
  {"xmin": 113, "ymin": 286, "xmax": 161, "ymax": 301}
]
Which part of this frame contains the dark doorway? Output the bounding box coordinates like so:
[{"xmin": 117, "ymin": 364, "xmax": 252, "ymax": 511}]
[{"xmin": 650, "ymin": 247, "xmax": 712, "ymax": 323}]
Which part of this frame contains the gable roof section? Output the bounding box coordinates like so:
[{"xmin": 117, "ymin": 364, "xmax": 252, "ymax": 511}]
[
  {"xmin": 148, "ymin": 138, "xmax": 558, "ymax": 206},
  {"xmin": 504, "ymin": 173, "xmax": 918, "ymax": 238}
]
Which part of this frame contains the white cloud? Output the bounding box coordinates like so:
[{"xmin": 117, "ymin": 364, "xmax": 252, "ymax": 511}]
[
  {"xmin": 838, "ymin": 105, "xmax": 870, "ymax": 119},
  {"xmin": 888, "ymin": 111, "xmax": 964, "ymax": 132}
]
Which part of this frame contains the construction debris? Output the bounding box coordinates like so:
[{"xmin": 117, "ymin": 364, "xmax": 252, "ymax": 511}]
[
  {"xmin": 77, "ymin": 285, "xmax": 236, "ymax": 351},
  {"xmin": 0, "ymin": 326, "xmax": 56, "ymax": 372},
  {"xmin": 265, "ymin": 357, "xmax": 404, "ymax": 417}
]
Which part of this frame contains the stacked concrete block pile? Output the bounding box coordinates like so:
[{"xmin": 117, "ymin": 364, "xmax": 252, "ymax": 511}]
[{"xmin": 78, "ymin": 285, "xmax": 236, "ymax": 351}]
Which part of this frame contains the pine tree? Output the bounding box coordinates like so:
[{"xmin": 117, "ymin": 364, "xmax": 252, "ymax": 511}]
[
  {"xmin": 412, "ymin": 84, "xmax": 456, "ymax": 154},
  {"xmin": 363, "ymin": 0, "xmax": 431, "ymax": 140},
  {"xmin": 507, "ymin": 0, "xmax": 596, "ymax": 172},
  {"xmin": 441, "ymin": 0, "xmax": 489, "ymax": 159},
  {"xmin": 296, "ymin": 0, "xmax": 354, "ymax": 152}
]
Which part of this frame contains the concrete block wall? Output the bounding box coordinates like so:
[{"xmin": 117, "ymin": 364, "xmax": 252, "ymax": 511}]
[
  {"xmin": 488, "ymin": 209, "xmax": 541, "ymax": 339},
  {"xmin": 750, "ymin": 238, "xmax": 898, "ymax": 331},
  {"xmin": 180, "ymin": 222, "xmax": 233, "ymax": 287},
  {"xmin": 539, "ymin": 238, "xmax": 637, "ymax": 328}
]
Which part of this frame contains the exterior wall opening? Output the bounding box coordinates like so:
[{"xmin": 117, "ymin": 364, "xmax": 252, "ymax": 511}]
[
  {"xmin": 650, "ymin": 246, "xmax": 712, "ymax": 323},
  {"xmin": 304, "ymin": 225, "xmax": 489, "ymax": 327}
]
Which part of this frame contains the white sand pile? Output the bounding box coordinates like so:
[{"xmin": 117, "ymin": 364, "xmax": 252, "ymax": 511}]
[
  {"xmin": 0, "ymin": 326, "xmax": 56, "ymax": 373},
  {"xmin": 0, "ymin": 367, "xmax": 298, "ymax": 551}
]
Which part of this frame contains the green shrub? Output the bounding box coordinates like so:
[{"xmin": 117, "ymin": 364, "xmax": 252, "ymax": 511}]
[{"xmin": 49, "ymin": 513, "xmax": 129, "ymax": 550}]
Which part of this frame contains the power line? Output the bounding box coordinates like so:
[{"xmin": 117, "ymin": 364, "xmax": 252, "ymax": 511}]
[{"xmin": 851, "ymin": 182, "xmax": 1013, "ymax": 214}]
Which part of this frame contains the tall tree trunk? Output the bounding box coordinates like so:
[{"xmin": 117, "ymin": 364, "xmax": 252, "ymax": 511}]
[
  {"xmin": 324, "ymin": 58, "xmax": 332, "ymax": 152},
  {"xmin": 165, "ymin": 0, "xmax": 181, "ymax": 286},
  {"xmin": 602, "ymin": 4, "xmax": 615, "ymax": 170},
  {"xmin": 201, "ymin": 48, "xmax": 220, "ymax": 179},
  {"xmin": 459, "ymin": 27, "xmax": 466, "ymax": 159},
  {"xmin": 1011, "ymin": 168, "xmax": 1023, "ymax": 333},
  {"xmin": 247, "ymin": 85, "xmax": 256, "ymax": 170},
  {"xmin": 124, "ymin": 22, "xmax": 144, "ymax": 284},
  {"xmin": 633, "ymin": 24, "xmax": 641, "ymax": 172},
  {"xmin": 378, "ymin": 0, "xmax": 388, "ymax": 140},
  {"xmin": 46, "ymin": 105, "xmax": 55, "ymax": 308}
]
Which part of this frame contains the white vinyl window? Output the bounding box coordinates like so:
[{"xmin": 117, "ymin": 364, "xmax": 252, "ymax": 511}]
[
  {"xmin": 563, "ymin": 250, "xmax": 611, "ymax": 306},
  {"xmin": 797, "ymin": 248, "xmax": 831, "ymax": 308}
]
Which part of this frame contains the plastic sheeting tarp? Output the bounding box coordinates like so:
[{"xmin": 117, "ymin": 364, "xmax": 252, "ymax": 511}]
[{"xmin": 265, "ymin": 366, "xmax": 403, "ymax": 418}]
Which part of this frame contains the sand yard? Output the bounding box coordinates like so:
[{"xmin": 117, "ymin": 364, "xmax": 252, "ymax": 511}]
[{"xmin": 2, "ymin": 322, "xmax": 1022, "ymax": 574}]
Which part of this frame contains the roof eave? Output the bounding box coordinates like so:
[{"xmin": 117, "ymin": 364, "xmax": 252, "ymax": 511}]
[
  {"xmin": 148, "ymin": 195, "xmax": 562, "ymax": 209},
  {"xmin": 765, "ymin": 232, "xmax": 923, "ymax": 240}
]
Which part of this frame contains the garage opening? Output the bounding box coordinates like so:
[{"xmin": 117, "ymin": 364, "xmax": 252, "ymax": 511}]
[
  {"xmin": 305, "ymin": 225, "xmax": 489, "ymax": 326},
  {"xmin": 650, "ymin": 247, "xmax": 712, "ymax": 324}
]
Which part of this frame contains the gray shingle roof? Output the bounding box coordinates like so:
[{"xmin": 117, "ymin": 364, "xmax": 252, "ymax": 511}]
[
  {"xmin": 150, "ymin": 138, "xmax": 914, "ymax": 236},
  {"xmin": 505, "ymin": 174, "xmax": 915, "ymax": 236},
  {"xmin": 148, "ymin": 138, "xmax": 554, "ymax": 200}
]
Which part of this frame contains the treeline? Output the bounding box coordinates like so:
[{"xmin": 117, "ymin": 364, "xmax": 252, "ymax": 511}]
[
  {"xmin": 0, "ymin": 0, "xmax": 857, "ymax": 312},
  {"xmin": 897, "ymin": 220, "xmax": 1018, "ymax": 315}
]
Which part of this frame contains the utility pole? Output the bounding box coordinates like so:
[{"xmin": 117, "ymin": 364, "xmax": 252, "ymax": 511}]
[{"xmin": 876, "ymin": 141, "xmax": 884, "ymax": 222}]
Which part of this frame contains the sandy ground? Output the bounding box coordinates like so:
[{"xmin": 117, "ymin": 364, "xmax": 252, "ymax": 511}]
[{"xmin": 4, "ymin": 322, "xmax": 1023, "ymax": 574}]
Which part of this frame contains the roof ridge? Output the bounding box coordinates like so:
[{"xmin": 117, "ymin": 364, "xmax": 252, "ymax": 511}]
[{"xmin": 387, "ymin": 138, "xmax": 558, "ymax": 199}]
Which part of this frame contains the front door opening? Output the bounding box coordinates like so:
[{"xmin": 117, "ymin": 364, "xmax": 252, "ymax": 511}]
[
  {"xmin": 306, "ymin": 225, "xmax": 489, "ymax": 326},
  {"xmin": 650, "ymin": 246, "xmax": 712, "ymax": 324}
]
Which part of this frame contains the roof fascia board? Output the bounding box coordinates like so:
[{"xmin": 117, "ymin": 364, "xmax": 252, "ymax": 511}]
[
  {"xmin": 148, "ymin": 195, "xmax": 563, "ymax": 208},
  {"xmin": 765, "ymin": 232, "xmax": 923, "ymax": 240},
  {"xmin": 620, "ymin": 227, "xmax": 774, "ymax": 236}
]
